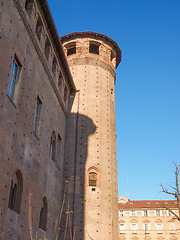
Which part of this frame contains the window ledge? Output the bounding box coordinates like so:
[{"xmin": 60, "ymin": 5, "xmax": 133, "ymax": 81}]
[
  {"xmin": 7, "ymin": 94, "xmax": 16, "ymax": 108},
  {"xmin": 33, "ymin": 131, "xmax": 40, "ymax": 140},
  {"xmin": 56, "ymin": 165, "xmax": 60, "ymax": 171},
  {"xmin": 39, "ymin": 228, "xmax": 46, "ymax": 233},
  {"xmin": 8, "ymin": 208, "xmax": 20, "ymax": 215}
]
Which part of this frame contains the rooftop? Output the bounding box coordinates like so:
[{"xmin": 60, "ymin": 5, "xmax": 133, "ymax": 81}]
[{"xmin": 118, "ymin": 200, "xmax": 177, "ymax": 209}]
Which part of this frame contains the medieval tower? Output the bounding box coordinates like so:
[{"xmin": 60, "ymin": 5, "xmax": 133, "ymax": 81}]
[{"xmin": 60, "ymin": 32, "xmax": 121, "ymax": 240}]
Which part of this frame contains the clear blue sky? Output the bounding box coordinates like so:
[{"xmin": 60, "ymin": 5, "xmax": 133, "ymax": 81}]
[{"xmin": 47, "ymin": 0, "xmax": 180, "ymax": 200}]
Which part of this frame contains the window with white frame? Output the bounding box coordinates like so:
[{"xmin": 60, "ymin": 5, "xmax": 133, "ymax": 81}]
[
  {"xmin": 142, "ymin": 210, "xmax": 149, "ymax": 217},
  {"xmin": 8, "ymin": 56, "xmax": 21, "ymax": 101},
  {"xmin": 155, "ymin": 209, "xmax": 162, "ymax": 217},
  {"xmin": 119, "ymin": 210, "xmax": 125, "ymax": 217},
  {"xmin": 167, "ymin": 210, "xmax": 174, "ymax": 217},
  {"xmin": 130, "ymin": 210, "xmax": 136, "ymax": 217},
  {"xmin": 119, "ymin": 223, "xmax": 125, "ymax": 233},
  {"xmin": 156, "ymin": 223, "xmax": 163, "ymax": 233},
  {"xmin": 143, "ymin": 223, "xmax": 150, "ymax": 233},
  {"xmin": 131, "ymin": 223, "xmax": 138, "ymax": 232},
  {"xmin": 170, "ymin": 223, "xmax": 175, "ymax": 233}
]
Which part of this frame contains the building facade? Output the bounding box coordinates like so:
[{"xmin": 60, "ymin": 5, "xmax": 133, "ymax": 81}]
[
  {"xmin": 60, "ymin": 32, "xmax": 121, "ymax": 240},
  {"xmin": 118, "ymin": 196, "xmax": 180, "ymax": 240},
  {"xmin": 0, "ymin": 0, "xmax": 76, "ymax": 239},
  {"xmin": 0, "ymin": 0, "xmax": 121, "ymax": 239}
]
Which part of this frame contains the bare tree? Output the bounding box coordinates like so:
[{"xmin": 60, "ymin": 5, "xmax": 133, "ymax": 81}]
[{"xmin": 160, "ymin": 163, "xmax": 180, "ymax": 221}]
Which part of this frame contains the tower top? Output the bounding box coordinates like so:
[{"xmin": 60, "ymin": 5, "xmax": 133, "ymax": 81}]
[{"xmin": 60, "ymin": 31, "xmax": 121, "ymax": 68}]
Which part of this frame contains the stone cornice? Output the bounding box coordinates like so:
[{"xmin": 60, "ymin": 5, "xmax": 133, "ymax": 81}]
[
  {"xmin": 67, "ymin": 58, "xmax": 116, "ymax": 79},
  {"xmin": 61, "ymin": 31, "xmax": 122, "ymax": 68}
]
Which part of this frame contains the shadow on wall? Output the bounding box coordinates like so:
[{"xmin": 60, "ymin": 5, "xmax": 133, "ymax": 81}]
[{"xmin": 59, "ymin": 111, "xmax": 96, "ymax": 240}]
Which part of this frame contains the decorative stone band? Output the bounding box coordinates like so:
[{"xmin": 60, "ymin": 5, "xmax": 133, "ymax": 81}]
[{"xmin": 67, "ymin": 58, "xmax": 116, "ymax": 79}]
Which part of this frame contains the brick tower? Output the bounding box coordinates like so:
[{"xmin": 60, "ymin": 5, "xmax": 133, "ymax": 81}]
[{"xmin": 60, "ymin": 32, "xmax": 121, "ymax": 240}]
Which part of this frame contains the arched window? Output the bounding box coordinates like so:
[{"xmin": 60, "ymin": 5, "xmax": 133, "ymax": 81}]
[
  {"xmin": 88, "ymin": 166, "xmax": 99, "ymax": 190},
  {"xmin": 8, "ymin": 170, "xmax": 23, "ymax": 214},
  {"xmin": 64, "ymin": 85, "xmax": 68, "ymax": 103},
  {"xmin": 89, "ymin": 172, "xmax": 97, "ymax": 187},
  {"xmin": 36, "ymin": 16, "xmax": 43, "ymax": 41},
  {"xmin": 25, "ymin": 0, "xmax": 34, "ymax": 17},
  {"xmin": 56, "ymin": 134, "xmax": 61, "ymax": 166},
  {"xmin": 58, "ymin": 71, "xmax": 63, "ymax": 92},
  {"xmin": 39, "ymin": 196, "xmax": 48, "ymax": 231},
  {"xmin": 45, "ymin": 38, "xmax": 51, "ymax": 61},
  {"xmin": 49, "ymin": 131, "xmax": 56, "ymax": 161},
  {"xmin": 52, "ymin": 57, "xmax": 57, "ymax": 77}
]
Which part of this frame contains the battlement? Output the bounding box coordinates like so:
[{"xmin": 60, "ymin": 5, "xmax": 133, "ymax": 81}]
[{"xmin": 61, "ymin": 31, "xmax": 121, "ymax": 69}]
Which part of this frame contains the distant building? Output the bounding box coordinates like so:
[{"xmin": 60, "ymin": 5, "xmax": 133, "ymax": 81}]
[{"xmin": 118, "ymin": 196, "xmax": 180, "ymax": 240}]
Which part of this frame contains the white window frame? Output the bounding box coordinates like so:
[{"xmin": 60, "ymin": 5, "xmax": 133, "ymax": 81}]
[
  {"xmin": 131, "ymin": 223, "xmax": 138, "ymax": 233},
  {"xmin": 142, "ymin": 210, "xmax": 149, "ymax": 217},
  {"xmin": 130, "ymin": 210, "xmax": 137, "ymax": 217},
  {"xmin": 119, "ymin": 210, "xmax": 125, "ymax": 217},
  {"xmin": 155, "ymin": 209, "xmax": 162, "ymax": 217},
  {"xmin": 167, "ymin": 210, "xmax": 174, "ymax": 216},
  {"xmin": 143, "ymin": 223, "xmax": 150, "ymax": 233},
  {"xmin": 119, "ymin": 223, "xmax": 125, "ymax": 234},
  {"xmin": 170, "ymin": 223, "xmax": 175, "ymax": 233},
  {"xmin": 8, "ymin": 57, "xmax": 21, "ymax": 101},
  {"xmin": 156, "ymin": 223, "xmax": 163, "ymax": 233}
]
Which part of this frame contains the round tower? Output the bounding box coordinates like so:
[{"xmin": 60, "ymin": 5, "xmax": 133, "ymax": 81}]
[{"xmin": 61, "ymin": 32, "xmax": 121, "ymax": 240}]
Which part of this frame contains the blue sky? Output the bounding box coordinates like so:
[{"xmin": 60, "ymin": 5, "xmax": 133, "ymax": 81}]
[{"xmin": 47, "ymin": 0, "xmax": 180, "ymax": 200}]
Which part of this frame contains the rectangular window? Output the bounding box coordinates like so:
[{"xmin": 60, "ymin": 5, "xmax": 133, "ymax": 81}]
[
  {"xmin": 155, "ymin": 209, "xmax": 162, "ymax": 217},
  {"xmin": 119, "ymin": 223, "xmax": 125, "ymax": 234},
  {"xmin": 33, "ymin": 97, "xmax": 42, "ymax": 136},
  {"xmin": 167, "ymin": 210, "xmax": 174, "ymax": 216},
  {"xmin": 119, "ymin": 210, "xmax": 124, "ymax": 217},
  {"xmin": 157, "ymin": 223, "xmax": 163, "ymax": 233},
  {"xmin": 67, "ymin": 47, "xmax": 76, "ymax": 56},
  {"xmin": 56, "ymin": 135, "xmax": 61, "ymax": 166},
  {"xmin": 143, "ymin": 210, "xmax": 149, "ymax": 217},
  {"xmin": 144, "ymin": 223, "xmax": 150, "ymax": 233},
  {"xmin": 65, "ymin": 42, "xmax": 76, "ymax": 56},
  {"xmin": 157, "ymin": 223, "xmax": 163, "ymax": 230},
  {"xmin": 89, "ymin": 42, "xmax": 100, "ymax": 54},
  {"xmin": 8, "ymin": 56, "xmax": 21, "ymax": 101},
  {"xmin": 170, "ymin": 223, "xmax": 175, "ymax": 233},
  {"xmin": 130, "ymin": 210, "xmax": 136, "ymax": 217},
  {"xmin": 131, "ymin": 223, "xmax": 138, "ymax": 231}
]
